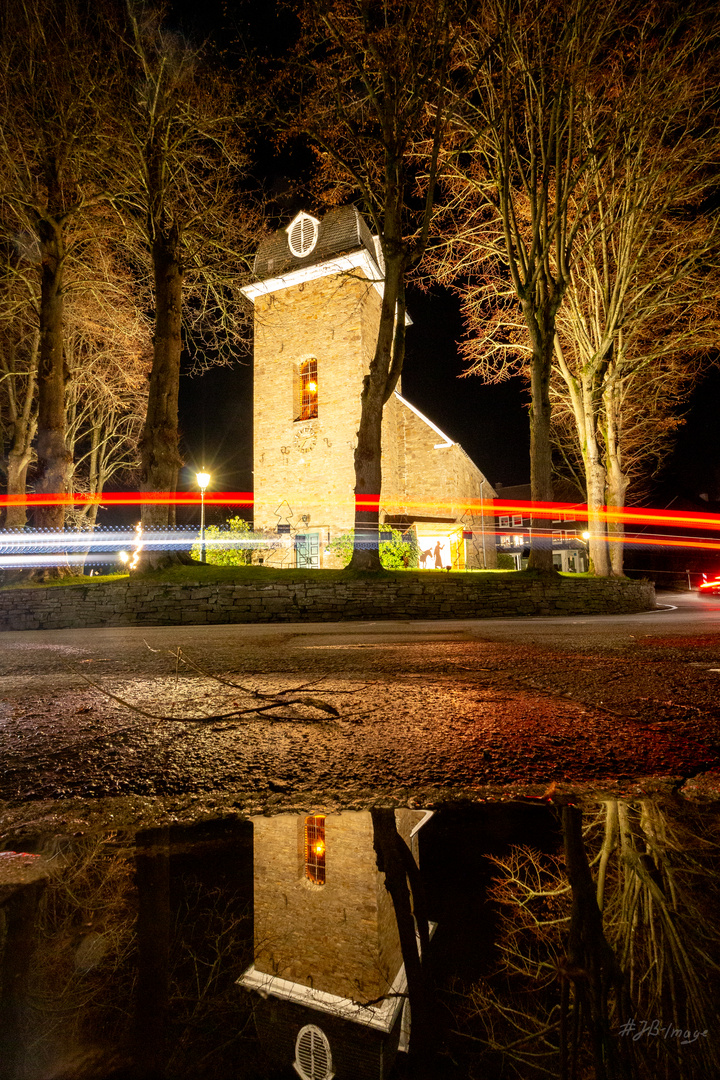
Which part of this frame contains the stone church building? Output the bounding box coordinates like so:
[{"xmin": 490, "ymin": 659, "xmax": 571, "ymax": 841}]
[{"xmin": 241, "ymin": 207, "xmax": 496, "ymax": 569}]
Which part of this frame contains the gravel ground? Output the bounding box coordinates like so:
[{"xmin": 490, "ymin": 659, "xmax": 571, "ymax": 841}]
[{"xmin": 2, "ymin": 599, "xmax": 720, "ymax": 822}]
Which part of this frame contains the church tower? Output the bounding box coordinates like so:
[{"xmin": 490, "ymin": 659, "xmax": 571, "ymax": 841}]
[
  {"xmin": 241, "ymin": 207, "xmax": 497, "ymax": 570},
  {"xmin": 242, "ymin": 207, "xmax": 393, "ymax": 567}
]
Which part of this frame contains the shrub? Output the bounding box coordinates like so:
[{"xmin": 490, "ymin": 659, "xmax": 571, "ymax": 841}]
[
  {"xmin": 496, "ymin": 552, "xmax": 517, "ymax": 570},
  {"xmin": 328, "ymin": 528, "xmax": 419, "ymax": 569},
  {"xmin": 191, "ymin": 515, "xmax": 253, "ymax": 565}
]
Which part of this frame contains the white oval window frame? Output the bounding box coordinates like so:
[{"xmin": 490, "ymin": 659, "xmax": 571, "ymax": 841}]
[
  {"xmin": 293, "ymin": 1024, "xmax": 334, "ymax": 1080},
  {"xmin": 286, "ymin": 212, "xmax": 320, "ymax": 259}
]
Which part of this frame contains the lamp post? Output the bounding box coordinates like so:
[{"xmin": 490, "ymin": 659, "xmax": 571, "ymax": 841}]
[{"xmin": 196, "ymin": 471, "xmax": 211, "ymax": 563}]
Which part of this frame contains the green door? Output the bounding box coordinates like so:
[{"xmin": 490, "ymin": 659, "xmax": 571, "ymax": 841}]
[{"xmin": 295, "ymin": 532, "xmax": 320, "ymax": 569}]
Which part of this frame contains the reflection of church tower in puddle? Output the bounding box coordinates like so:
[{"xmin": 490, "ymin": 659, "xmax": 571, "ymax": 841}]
[{"xmin": 238, "ymin": 810, "xmax": 433, "ymax": 1080}]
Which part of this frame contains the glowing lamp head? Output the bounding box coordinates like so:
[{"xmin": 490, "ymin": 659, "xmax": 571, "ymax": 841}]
[
  {"xmin": 306, "ymin": 381, "xmax": 317, "ymax": 394},
  {"xmin": 118, "ymin": 550, "xmax": 129, "ymax": 564},
  {"xmin": 196, "ymin": 471, "xmax": 211, "ymax": 491},
  {"xmin": 312, "ymin": 839, "xmax": 326, "ymax": 857},
  {"xmin": 582, "ymin": 531, "xmax": 590, "ymax": 540}
]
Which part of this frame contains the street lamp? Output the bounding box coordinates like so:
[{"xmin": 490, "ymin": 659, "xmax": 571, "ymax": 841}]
[{"xmin": 196, "ymin": 471, "xmax": 211, "ymax": 563}]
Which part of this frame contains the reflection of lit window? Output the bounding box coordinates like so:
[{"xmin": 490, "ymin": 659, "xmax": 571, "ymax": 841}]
[
  {"xmin": 513, "ymin": 534, "xmax": 524, "ymax": 546},
  {"xmin": 499, "ymin": 516, "xmax": 509, "ymax": 527},
  {"xmin": 304, "ymin": 815, "xmax": 326, "ymax": 885},
  {"xmin": 512, "ymin": 515, "xmax": 523, "ymax": 527},
  {"xmin": 295, "ymin": 1025, "xmax": 333, "ymax": 1080},
  {"xmin": 500, "ymin": 535, "xmax": 512, "ymax": 547},
  {"xmin": 299, "ymin": 359, "xmax": 318, "ymax": 420}
]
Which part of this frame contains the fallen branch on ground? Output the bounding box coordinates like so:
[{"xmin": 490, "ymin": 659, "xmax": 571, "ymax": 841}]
[{"xmin": 76, "ymin": 672, "xmax": 341, "ymax": 723}]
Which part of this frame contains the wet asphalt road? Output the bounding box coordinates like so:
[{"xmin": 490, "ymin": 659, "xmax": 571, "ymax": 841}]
[{"xmin": 1, "ymin": 591, "xmax": 720, "ymax": 809}]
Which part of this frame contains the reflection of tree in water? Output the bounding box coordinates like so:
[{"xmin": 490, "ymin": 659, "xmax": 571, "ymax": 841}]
[
  {"xmin": 165, "ymin": 872, "xmax": 254, "ymax": 1078},
  {"xmin": 448, "ymin": 799, "xmax": 720, "ymax": 1080},
  {"xmin": 1, "ymin": 823, "xmax": 255, "ymax": 1080},
  {"xmin": 130, "ymin": 824, "xmax": 255, "ymax": 1080},
  {"xmin": 23, "ymin": 832, "xmax": 136, "ymax": 1079}
]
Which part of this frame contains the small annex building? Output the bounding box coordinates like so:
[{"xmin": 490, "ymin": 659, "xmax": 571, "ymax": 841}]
[{"xmin": 240, "ymin": 206, "xmax": 497, "ymax": 569}]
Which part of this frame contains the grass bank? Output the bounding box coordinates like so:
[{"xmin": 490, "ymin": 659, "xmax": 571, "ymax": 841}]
[{"xmin": 0, "ymin": 564, "xmax": 600, "ymax": 591}]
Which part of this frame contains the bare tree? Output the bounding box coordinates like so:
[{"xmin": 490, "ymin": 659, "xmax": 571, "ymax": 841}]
[
  {"xmin": 437, "ymin": 0, "xmax": 624, "ymax": 570},
  {"xmin": 63, "ymin": 250, "xmax": 151, "ymax": 533},
  {"xmin": 281, "ymin": 0, "xmax": 468, "ymax": 570},
  {"xmin": 116, "ymin": 6, "xmax": 255, "ymax": 568},
  {"xmin": 0, "ymin": 225, "xmax": 151, "ymax": 538},
  {"xmin": 452, "ymin": 799, "xmax": 720, "ymax": 1080},
  {"xmin": 550, "ymin": 7, "xmax": 720, "ymax": 574},
  {"xmin": 0, "ymin": 0, "xmax": 122, "ymax": 539}
]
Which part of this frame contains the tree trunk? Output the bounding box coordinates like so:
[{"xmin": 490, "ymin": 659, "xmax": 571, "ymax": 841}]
[
  {"xmin": 527, "ymin": 325, "xmax": 555, "ymax": 572},
  {"xmin": 137, "ymin": 227, "xmax": 185, "ymax": 570},
  {"xmin": 604, "ymin": 383, "xmax": 628, "ymax": 577},
  {"xmin": 585, "ymin": 454, "xmax": 611, "ymax": 577},
  {"xmin": 554, "ymin": 342, "xmax": 611, "ymax": 576},
  {"xmin": 349, "ymin": 386, "xmax": 385, "ymax": 571},
  {"xmin": 35, "ymin": 216, "xmax": 72, "ymax": 533},
  {"xmin": 2, "ymin": 336, "xmax": 38, "ymax": 531},
  {"xmin": 5, "ymin": 456, "xmax": 32, "ymax": 531},
  {"xmin": 562, "ymin": 805, "xmax": 629, "ymax": 1080},
  {"xmin": 605, "ymin": 464, "xmax": 628, "ymax": 577},
  {"xmin": 348, "ymin": 253, "xmax": 404, "ymax": 572}
]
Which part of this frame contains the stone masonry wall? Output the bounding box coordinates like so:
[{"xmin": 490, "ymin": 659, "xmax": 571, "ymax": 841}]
[
  {"xmin": 0, "ymin": 575, "xmax": 656, "ymax": 631},
  {"xmin": 253, "ymin": 812, "xmax": 402, "ymax": 1001},
  {"xmin": 253, "ymin": 271, "xmax": 386, "ymax": 542}
]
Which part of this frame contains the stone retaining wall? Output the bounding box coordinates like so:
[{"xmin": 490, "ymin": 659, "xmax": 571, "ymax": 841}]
[{"xmin": 0, "ymin": 574, "xmax": 656, "ymax": 631}]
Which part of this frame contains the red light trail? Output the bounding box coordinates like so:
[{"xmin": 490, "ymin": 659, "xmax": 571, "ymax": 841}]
[
  {"xmin": 1, "ymin": 493, "xmax": 719, "ymax": 553},
  {"xmin": 0, "ymin": 491, "xmax": 253, "ymax": 507}
]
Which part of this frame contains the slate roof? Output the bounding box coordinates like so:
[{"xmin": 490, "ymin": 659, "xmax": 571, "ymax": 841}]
[{"xmin": 253, "ymin": 206, "xmax": 379, "ymax": 281}]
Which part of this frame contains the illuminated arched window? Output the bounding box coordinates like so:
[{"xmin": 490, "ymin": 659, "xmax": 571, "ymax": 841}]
[
  {"xmin": 299, "ymin": 359, "xmax": 318, "ymax": 420},
  {"xmin": 304, "ymin": 814, "xmax": 326, "ymax": 885}
]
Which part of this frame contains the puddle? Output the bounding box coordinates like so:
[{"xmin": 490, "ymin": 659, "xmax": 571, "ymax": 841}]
[{"xmin": 1, "ymin": 797, "xmax": 719, "ymax": 1079}]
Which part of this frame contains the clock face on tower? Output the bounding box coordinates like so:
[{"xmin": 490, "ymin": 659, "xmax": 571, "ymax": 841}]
[{"xmin": 293, "ymin": 423, "xmax": 318, "ymax": 453}]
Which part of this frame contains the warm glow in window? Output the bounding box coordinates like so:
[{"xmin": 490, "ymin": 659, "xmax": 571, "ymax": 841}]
[
  {"xmin": 304, "ymin": 815, "xmax": 326, "ymax": 885},
  {"xmin": 300, "ymin": 359, "xmax": 318, "ymax": 420}
]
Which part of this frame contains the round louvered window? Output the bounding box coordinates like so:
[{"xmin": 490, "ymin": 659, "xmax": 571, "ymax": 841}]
[
  {"xmin": 287, "ymin": 212, "xmax": 319, "ymax": 258},
  {"xmin": 294, "ymin": 1024, "xmax": 333, "ymax": 1080}
]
